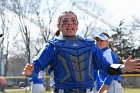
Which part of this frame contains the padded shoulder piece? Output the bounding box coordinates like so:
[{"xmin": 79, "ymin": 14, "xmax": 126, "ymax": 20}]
[
  {"xmin": 79, "ymin": 38, "xmax": 95, "ymax": 46},
  {"xmin": 48, "ymin": 37, "xmax": 95, "ymax": 48},
  {"xmin": 48, "ymin": 38, "xmax": 66, "ymax": 47}
]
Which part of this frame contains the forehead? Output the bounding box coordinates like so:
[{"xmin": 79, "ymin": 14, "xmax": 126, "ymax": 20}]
[
  {"xmin": 95, "ymin": 37, "xmax": 102, "ymax": 40},
  {"xmin": 95, "ymin": 37, "xmax": 106, "ymax": 42},
  {"xmin": 61, "ymin": 13, "xmax": 77, "ymax": 20}
]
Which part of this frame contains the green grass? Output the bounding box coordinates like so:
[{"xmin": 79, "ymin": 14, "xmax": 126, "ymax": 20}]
[
  {"xmin": 5, "ymin": 88, "xmax": 140, "ymax": 93},
  {"xmin": 6, "ymin": 90, "xmax": 51, "ymax": 93},
  {"xmin": 124, "ymin": 88, "xmax": 140, "ymax": 93}
]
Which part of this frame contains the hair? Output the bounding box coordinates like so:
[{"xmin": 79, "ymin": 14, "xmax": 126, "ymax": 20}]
[
  {"xmin": 101, "ymin": 32, "xmax": 124, "ymax": 64},
  {"xmin": 55, "ymin": 11, "xmax": 78, "ymax": 36},
  {"xmin": 101, "ymin": 32, "xmax": 110, "ymax": 38},
  {"xmin": 55, "ymin": 30, "xmax": 61, "ymax": 36}
]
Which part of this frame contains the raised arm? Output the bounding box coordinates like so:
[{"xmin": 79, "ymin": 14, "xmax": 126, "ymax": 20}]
[
  {"xmin": 22, "ymin": 43, "xmax": 56, "ymax": 76},
  {"xmin": 93, "ymin": 45, "xmax": 140, "ymax": 75}
]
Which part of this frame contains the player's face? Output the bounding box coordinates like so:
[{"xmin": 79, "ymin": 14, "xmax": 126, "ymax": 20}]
[
  {"xmin": 96, "ymin": 38, "xmax": 108, "ymax": 49},
  {"xmin": 58, "ymin": 13, "xmax": 78, "ymax": 37}
]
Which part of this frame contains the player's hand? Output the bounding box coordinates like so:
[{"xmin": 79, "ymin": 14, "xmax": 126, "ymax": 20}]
[
  {"xmin": 22, "ymin": 63, "xmax": 34, "ymax": 76},
  {"xmin": 124, "ymin": 56, "xmax": 140, "ymax": 72}
]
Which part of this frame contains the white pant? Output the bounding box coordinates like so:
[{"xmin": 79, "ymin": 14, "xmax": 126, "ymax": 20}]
[
  {"xmin": 31, "ymin": 83, "xmax": 45, "ymax": 93},
  {"xmin": 52, "ymin": 89, "xmax": 95, "ymax": 93},
  {"xmin": 107, "ymin": 80, "xmax": 123, "ymax": 93}
]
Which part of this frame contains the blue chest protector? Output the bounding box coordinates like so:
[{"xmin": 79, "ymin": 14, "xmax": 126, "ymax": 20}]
[{"xmin": 49, "ymin": 36, "xmax": 96, "ymax": 89}]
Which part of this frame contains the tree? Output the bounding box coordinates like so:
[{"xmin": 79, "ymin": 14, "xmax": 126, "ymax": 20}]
[
  {"xmin": 128, "ymin": 16, "xmax": 140, "ymax": 58},
  {"xmin": 0, "ymin": 0, "xmax": 12, "ymax": 76},
  {"xmin": 8, "ymin": 0, "xmax": 32, "ymax": 63},
  {"xmin": 29, "ymin": 0, "xmax": 62, "ymax": 54},
  {"xmin": 110, "ymin": 19, "xmax": 135, "ymax": 59}
]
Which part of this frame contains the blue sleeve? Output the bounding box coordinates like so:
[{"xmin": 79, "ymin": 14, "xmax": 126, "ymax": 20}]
[
  {"xmin": 103, "ymin": 75, "xmax": 114, "ymax": 86},
  {"xmin": 30, "ymin": 43, "xmax": 56, "ymax": 82},
  {"xmin": 92, "ymin": 45, "xmax": 123, "ymax": 75},
  {"xmin": 96, "ymin": 77, "xmax": 102, "ymax": 91},
  {"xmin": 96, "ymin": 70, "xmax": 113, "ymax": 91},
  {"xmin": 96, "ymin": 71, "xmax": 103, "ymax": 91},
  {"xmin": 33, "ymin": 43, "xmax": 56, "ymax": 70},
  {"xmin": 92, "ymin": 45, "xmax": 111, "ymax": 73},
  {"xmin": 29, "ymin": 74, "xmax": 44, "ymax": 84}
]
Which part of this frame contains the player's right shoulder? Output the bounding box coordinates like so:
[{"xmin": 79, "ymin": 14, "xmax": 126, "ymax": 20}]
[{"xmin": 48, "ymin": 38, "xmax": 65, "ymax": 47}]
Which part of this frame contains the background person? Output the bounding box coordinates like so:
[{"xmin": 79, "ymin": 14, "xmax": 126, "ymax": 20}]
[
  {"xmin": 0, "ymin": 76, "xmax": 7, "ymax": 93},
  {"xmin": 94, "ymin": 32, "xmax": 123, "ymax": 93},
  {"xmin": 29, "ymin": 71, "xmax": 45, "ymax": 93}
]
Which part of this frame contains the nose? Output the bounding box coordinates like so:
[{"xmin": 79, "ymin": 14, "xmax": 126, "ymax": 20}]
[{"xmin": 68, "ymin": 20, "xmax": 73, "ymax": 25}]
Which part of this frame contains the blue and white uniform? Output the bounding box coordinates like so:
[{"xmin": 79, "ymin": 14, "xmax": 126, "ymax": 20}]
[
  {"xmin": 30, "ymin": 71, "xmax": 44, "ymax": 93},
  {"xmin": 96, "ymin": 47, "xmax": 123, "ymax": 93},
  {"xmin": 30, "ymin": 36, "xmax": 123, "ymax": 93}
]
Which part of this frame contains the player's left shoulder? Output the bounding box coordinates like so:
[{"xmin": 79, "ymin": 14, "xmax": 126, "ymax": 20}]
[{"xmin": 79, "ymin": 37, "xmax": 95, "ymax": 45}]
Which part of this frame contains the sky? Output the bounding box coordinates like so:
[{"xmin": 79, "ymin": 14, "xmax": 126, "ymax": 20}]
[
  {"xmin": 46, "ymin": 0, "xmax": 140, "ymax": 31},
  {"xmin": 96, "ymin": 0, "xmax": 140, "ymax": 22},
  {"xmin": 70, "ymin": 0, "xmax": 140, "ymax": 26}
]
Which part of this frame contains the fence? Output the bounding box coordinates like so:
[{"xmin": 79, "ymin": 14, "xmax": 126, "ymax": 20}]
[
  {"xmin": 2, "ymin": 74, "xmax": 140, "ymax": 91},
  {"xmin": 122, "ymin": 74, "xmax": 140, "ymax": 88}
]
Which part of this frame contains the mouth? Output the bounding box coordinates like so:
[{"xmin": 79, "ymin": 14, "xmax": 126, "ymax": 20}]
[{"xmin": 66, "ymin": 28, "xmax": 74, "ymax": 32}]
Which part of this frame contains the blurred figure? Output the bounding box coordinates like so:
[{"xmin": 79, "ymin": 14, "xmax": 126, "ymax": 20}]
[
  {"xmin": 30, "ymin": 71, "xmax": 45, "ymax": 93},
  {"xmin": 0, "ymin": 76, "xmax": 7, "ymax": 93}
]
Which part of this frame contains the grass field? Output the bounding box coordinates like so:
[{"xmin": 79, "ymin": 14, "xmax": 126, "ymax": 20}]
[
  {"xmin": 5, "ymin": 88, "xmax": 140, "ymax": 93},
  {"xmin": 123, "ymin": 88, "xmax": 140, "ymax": 93}
]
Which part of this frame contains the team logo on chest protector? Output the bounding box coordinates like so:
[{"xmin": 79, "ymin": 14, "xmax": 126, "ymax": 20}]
[{"xmin": 72, "ymin": 43, "xmax": 79, "ymax": 46}]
